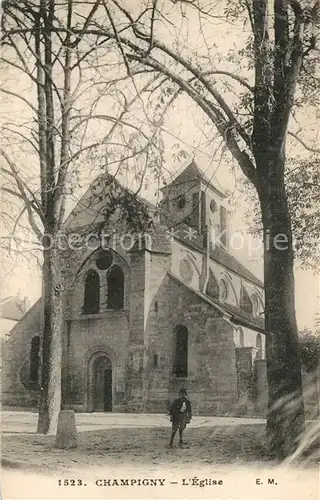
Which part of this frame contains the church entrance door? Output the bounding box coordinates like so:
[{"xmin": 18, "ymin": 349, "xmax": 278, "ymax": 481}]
[{"xmin": 92, "ymin": 355, "xmax": 112, "ymax": 411}]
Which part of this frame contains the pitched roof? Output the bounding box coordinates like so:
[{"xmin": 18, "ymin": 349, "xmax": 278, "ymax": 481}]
[
  {"xmin": 63, "ymin": 164, "xmax": 262, "ymax": 287},
  {"xmin": 8, "ymin": 298, "xmax": 42, "ymax": 336},
  {"xmin": 216, "ymin": 300, "xmax": 265, "ymax": 330},
  {"xmin": 161, "ymin": 160, "xmax": 227, "ymax": 198},
  {"xmin": 64, "ymin": 173, "xmax": 155, "ymax": 231},
  {"xmin": 168, "ymin": 272, "xmax": 265, "ymax": 332},
  {"xmin": 157, "ymin": 210, "xmax": 263, "ymax": 287},
  {"xmin": 0, "ymin": 296, "xmax": 28, "ymax": 321}
]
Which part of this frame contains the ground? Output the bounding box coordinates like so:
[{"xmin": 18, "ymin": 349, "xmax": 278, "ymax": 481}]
[{"xmin": 1, "ymin": 411, "xmax": 319, "ymax": 500}]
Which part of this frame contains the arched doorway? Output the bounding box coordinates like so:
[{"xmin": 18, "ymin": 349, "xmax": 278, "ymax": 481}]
[{"xmin": 92, "ymin": 355, "xmax": 112, "ymax": 411}]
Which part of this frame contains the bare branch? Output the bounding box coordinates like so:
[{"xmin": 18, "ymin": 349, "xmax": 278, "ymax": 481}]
[
  {"xmin": 2, "ymin": 126, "xmax": 39, "ymax": 155},
  {"xmin": 147, "ymin": 0, "xmax": 158, "ymax": 55},
  {"xmin": 0, "ymin": 87, "xmax": 37, "ymax": 114},
  {"xmin": 1, "ymin": 150, "xmax": 43, "ymax": 238},
  {"xmin": 70, "ymin": 114, "xmax": 155, "ymax": 143},
  {"xmin": 1, "ymin": 186, "xmax": 25, "ymax": 201},
  {"xmin": 1, "ymin": 166, "xmax": 43, "ymax": 218},
  {"xmin": 104, "ymin": 3, "xmax": 131, "ymax": 76},
  {"xmin": 288, "ymin": 131, "xmax": 320, "ymax": 153},
  {"xmin": 204, "ymin": 70, "xmax": 253, "ymax": 92},
  {"xmin": 127, "ymin": 52, "xmax": 257, "ymax": 184},
  {"xmin": 70, "ymin": 0, "xmax": 102, "ymax": 48},
  {"xmin": 289, "ymin": 0, "xmax": 303, "ymax": 18}
]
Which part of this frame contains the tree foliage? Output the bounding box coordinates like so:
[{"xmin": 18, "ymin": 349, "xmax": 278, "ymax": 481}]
[
  {"xmin": 237, "ymin": 155, "xmax": 320, "ymax": 269},
  {"xmin": 299, "ymin": 329, "xmax": 320, "ymax": 372}
]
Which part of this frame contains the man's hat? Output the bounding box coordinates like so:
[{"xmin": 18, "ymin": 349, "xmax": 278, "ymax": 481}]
[{"xmin": 179, "ymin": 388, "xmax": 187, "ymax": 395}]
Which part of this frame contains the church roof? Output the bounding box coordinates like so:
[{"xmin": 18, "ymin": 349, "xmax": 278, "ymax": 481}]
[
  {"xmin": 216, "ymin": 300, "xmax": 265, "ymax": 330},
  {"xmin": 161, "ymin": 160, "xmax": 227, "ymax": 198},
  {"xmin": 64, "ymin": 173, "xmax": 155, "ymax": 231},
  {"xmin": 182, "ymin": 231, "xmax": 263, "ymax": 287},
  {"xmin": 168, "ymin": 272, "xmax": 265, "ymax": 333},
  {"xmin": 157, "ymin": 211, "xmax": 263, "ymax": 287},
  {"xmin": 7, "ymin": 298, "xmax": 42, "ymax": 336},
  {"xmin": 125, "ymin": 218, "xmax": 263, "ymax": 287},
  {"xmin": 63, "ymin": 165, "xmax": 262, "ymax": 288},
  {"xmin": 0, "ymin": 295, "xmax": 28, "ymax": 321}
]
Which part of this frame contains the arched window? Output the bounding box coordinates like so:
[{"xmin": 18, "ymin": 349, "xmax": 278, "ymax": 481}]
[
  {"xmin": 206, "ymin": 270, "xmax": 219, "ymax": 300},
  {"xmin": 256, "ymin": 334, "xmax": 262, "ymax": 359},
  {"xmin": 83, "ymin": 270, "xmax": 100, "ymax": 314},
  {"xmin": 220, "ymin": 279, "xmax": 229, "ymax": 300},
  {"xmin": 210, "ymin": 199, "xmax": 217, "ymax": 213},
  {"xmin": 30, "ymin": 335, "xmax": 40, "ymax": 385},
  {"xmin": 179, "ymin": 259, "xmax": 193, "ymax": 284},
  {"xmin": 240, "ymin": 286, "xmax": 253, "ymax": 314},
  {"xmin": 174, "ymin": 325, "xmax": 188, "ymax": 377},
  {"xmin": 107, "ymin": 265, "xmax": 124, "ymax": 310},
  {"xmin": 251, "ymin": 294, "xmax": 259, "ymax": 315},
  {"xmin": 177, "ymin": 194, "xmax": 187, "ymax": 209}
]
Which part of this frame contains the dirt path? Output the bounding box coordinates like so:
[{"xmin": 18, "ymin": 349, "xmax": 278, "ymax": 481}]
[
  {"xmin": 2, "ymin": 424, "xmax": 319, "ymax": 500},
  {"xmin": 2, "ymin": 425, "xmax": 267, "ymax": 472}
]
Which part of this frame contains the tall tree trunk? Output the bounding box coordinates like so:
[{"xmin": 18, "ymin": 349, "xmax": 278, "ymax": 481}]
[
  {"xmin": 37, "ymin": 242, "xmax": 63, "ymax": 435},
  {"xmin": 257, "ymin": 156, "xmax": 305, "ymax": 459}
]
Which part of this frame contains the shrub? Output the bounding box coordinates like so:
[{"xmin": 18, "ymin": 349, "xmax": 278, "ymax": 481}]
[{"xmin": 299, "ymin": 329, "xmax": 320, "ymax": 373}]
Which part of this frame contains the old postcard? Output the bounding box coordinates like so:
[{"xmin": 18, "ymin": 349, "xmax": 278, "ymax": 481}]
[{"xmin": 1, "ymin": 0, "xmax": 319, "ymax": 499}]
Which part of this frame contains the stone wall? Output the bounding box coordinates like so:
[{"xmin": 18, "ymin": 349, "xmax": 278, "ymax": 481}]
[
  {"xmin": 234, "ymin": 346, "xmax": 259, "ymax": 416},
  {"xmin": 1, "ymin": 300, "xmax": 42, "ymax": 407},
  {"xmin": 253, "ymin": 359, "xmax": 268, "ymax": 415},
  {"xmin": 2, "ymin": 237, "xmax": 270, "ymax": 417},
  {"xmin": 237, "ymin": 358, "xmax": 320, "ymax": 419},
  {"xmin": 140, "ymin": 274, "xmax": 238, "ymax": 415},
  {"xmin": 62, "ymin": 312, "xmax": 130, "ymax": 412}
]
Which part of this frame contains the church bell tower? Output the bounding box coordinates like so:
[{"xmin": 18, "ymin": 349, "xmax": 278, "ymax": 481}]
[{"xmin": 159, "ymin": 161, "xmax": 229, "ymax": 250}]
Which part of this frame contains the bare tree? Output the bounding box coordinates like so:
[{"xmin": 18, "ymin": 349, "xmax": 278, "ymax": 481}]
[
  {"xmin": 0, "ymin": 0, "xmax": 163, "ymax": 435},
  {"xmin": 83, "ymin": 0, "xmax": 319, "ymax": 458}
]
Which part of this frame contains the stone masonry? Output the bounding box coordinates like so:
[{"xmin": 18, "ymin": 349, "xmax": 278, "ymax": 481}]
[{"xmin": 2, "ymin": 162, "xmax": 270, "ymax": 415}]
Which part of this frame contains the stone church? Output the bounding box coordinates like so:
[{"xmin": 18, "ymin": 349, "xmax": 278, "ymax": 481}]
[{"xmin": 2, "ymin": 162, "xmax": 268, "ymax": 415}]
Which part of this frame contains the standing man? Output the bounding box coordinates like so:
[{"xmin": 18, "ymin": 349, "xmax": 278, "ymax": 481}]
[{"xmin": 169, "ymin": 388, "xmax": 192, "ymax": 447}]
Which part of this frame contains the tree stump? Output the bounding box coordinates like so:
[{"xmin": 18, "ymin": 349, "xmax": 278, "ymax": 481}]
[{"xmin": 55, "ymin": 410, "xmax": 78, "ymax": 449}]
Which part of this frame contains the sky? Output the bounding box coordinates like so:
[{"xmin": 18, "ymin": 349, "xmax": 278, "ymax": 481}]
[{"xmin": 1, "ymin": 0, "xmax": 319, "ymax": 331}]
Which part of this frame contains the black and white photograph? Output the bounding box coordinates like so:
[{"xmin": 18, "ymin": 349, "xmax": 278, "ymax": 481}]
[{"xmin": 0, "ymin": 1, "xmax": 319, "ymax": 499}]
